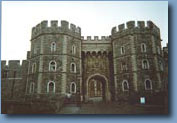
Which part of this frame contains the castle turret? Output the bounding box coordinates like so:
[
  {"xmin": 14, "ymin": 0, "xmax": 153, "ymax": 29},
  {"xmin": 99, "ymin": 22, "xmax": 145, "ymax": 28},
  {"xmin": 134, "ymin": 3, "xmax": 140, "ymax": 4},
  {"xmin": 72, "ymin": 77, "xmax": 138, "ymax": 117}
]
[
  {"xmin": 111, "ymin": 21, "xmax": 164, "ymax": 101},
  {"xmin": 26, "ymin": 20, "xmax": 82, "ymax": 99}
]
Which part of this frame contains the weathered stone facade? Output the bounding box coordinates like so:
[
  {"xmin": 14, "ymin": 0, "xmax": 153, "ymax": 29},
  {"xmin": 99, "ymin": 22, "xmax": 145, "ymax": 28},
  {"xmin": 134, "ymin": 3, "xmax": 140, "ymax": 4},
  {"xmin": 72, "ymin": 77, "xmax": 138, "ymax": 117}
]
[{"xmin": 1, "ymin": 20, "xmax": 168, "ymax": 105}]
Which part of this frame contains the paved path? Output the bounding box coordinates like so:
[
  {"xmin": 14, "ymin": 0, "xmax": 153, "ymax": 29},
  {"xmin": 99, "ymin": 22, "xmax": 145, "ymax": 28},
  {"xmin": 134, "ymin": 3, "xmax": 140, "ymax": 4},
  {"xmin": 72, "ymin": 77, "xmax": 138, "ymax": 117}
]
[
  {"xmin": 58, "ymin": 102, "xmax": 167, "ymax": 114},
  {"xmin": 59, "ymin": 104, "xmax": 80, "ymax": 114}
]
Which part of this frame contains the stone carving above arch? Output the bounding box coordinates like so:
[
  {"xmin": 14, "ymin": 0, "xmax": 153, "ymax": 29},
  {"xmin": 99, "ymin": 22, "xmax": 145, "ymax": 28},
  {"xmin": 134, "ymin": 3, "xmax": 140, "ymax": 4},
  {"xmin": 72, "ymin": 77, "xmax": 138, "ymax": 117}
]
[{"xmin": 83, "ymin": 51, "xmax": 110, "ymax": 74}]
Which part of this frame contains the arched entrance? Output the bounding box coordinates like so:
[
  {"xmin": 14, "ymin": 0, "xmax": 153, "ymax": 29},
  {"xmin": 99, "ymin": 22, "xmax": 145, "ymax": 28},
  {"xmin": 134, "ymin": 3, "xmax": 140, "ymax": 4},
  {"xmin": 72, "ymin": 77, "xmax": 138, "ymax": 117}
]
[
  {"xmin": 88, "ymin": 78, "xmax": 104, "ymax": 101},
  {"xmin": 86, "ymin": 74, "xmax": 111, "ymax": 102}
]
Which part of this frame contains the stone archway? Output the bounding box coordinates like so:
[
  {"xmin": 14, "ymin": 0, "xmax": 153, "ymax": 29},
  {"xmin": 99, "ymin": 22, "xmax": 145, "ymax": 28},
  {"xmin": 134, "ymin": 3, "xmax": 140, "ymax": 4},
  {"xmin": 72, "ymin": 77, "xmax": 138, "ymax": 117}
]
[{"xmin": 85, "ymin": 74, "xmax": 111, "ymax": 102}]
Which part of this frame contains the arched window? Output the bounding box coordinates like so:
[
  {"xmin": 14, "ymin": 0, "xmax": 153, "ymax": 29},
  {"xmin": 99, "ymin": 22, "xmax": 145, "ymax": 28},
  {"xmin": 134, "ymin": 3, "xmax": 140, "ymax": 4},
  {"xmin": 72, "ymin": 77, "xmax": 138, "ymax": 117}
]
[
  {"xmin": 70, "ymin": 82, "xmax": 76, "ymax": 93},
  {"xmin": 29, "ymin": 82, "xmax": 35, "ymax": 94},
  {"xmin": 47, "ymin": 81, "xmax": 55, "ymax": 93},
  {"xmin": 122, "ymin": 80, "xmax": 129, "ymax": 91},
  {"xmin": 70, "ymin": 63, "xmax": 76, "ymax": 73},
  {"xmin": 141, "ymin": 43, "xmax": 147, "ymax": 53},
  {"xmin": 51, "ymin": 42, "xmax": 56, "ymax": 52},
  {"xmin": 32, "ymin": 63, "xmax": 36, "ymax": 73},
  {"xmin": 72, "ymin": 45, "xmax": 76, "ymax": 55},
  {"xmin": 145, "ymin": 79, "xmax": 152, "ymax": 90},
  {"xmin": 49, "ymin": 61, "xmax": 57, "ymax": 71},
  {"xmin": 159, "ymin": 61, "xmax": 164, "ymax": 71},
  {"xmin": 142, "ymin": 59, "xmax": 149, "ymax": 69},
  {"xmin": 121, "ymin": 46, "xmax": 125, "ymax": 55}
]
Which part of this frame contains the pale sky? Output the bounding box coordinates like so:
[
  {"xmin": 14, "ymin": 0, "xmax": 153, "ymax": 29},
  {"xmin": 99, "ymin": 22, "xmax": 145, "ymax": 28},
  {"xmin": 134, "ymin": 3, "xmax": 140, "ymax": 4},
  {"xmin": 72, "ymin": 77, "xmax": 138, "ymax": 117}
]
[{"xmin": 1, "ymin": 1, "xmax": 168, "ymax": 61}]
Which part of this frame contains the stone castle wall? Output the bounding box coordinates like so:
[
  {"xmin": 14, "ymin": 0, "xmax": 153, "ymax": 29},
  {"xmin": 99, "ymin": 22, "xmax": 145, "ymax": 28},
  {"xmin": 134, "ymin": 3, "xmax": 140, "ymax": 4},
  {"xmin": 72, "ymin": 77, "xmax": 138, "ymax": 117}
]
[
  {"xmin": 1, "ymin": 60, "xmax": 28, "ymax": 100},
  {"xmin": 1, "ymin": 20, "xmax": 168, "ymax": 103}
]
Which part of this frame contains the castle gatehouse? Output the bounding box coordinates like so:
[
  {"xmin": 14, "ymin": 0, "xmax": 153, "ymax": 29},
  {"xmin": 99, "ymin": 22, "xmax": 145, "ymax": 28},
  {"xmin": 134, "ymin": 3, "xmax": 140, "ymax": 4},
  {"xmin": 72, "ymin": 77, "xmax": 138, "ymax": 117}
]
[{"xmin": 1, "ymin": 20, "xmax": 168, "ymax": 105}]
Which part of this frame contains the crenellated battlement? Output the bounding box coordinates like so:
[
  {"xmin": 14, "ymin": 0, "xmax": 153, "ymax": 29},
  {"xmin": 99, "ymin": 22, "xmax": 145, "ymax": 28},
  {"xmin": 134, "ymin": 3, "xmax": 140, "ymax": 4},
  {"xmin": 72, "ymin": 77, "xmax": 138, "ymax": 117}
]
[
  {"xmin": 31, "ymin": 20, "xmax": 81, "ymax": 40},
  {"xmin": 1, "ymin": 60, "xmax": 27, "ymax": 70},
  {"xmin": 111, "ymin": 21, "xmax": 160, "ymax": 39},
  {"xmin": 81, "ymin": 36, "xmax": 111, "ymax": 41}
]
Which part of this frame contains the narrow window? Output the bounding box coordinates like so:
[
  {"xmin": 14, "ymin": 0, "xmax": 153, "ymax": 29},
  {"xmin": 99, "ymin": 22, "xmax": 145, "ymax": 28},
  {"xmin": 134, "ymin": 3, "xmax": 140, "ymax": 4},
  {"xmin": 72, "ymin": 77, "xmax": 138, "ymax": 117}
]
[
  {"xmin": 121, "ymin": 46, "xmax": 125, "ymax": 55},
  {"xmin": 145, "ymin": 79, "xmax": 152, "ymax": 90},
  {"xmin": 70, "ymin": 63, "xmax": 76, "ymax": 73},
  {"xmin": 142, "ymin": 60, "xmax": 149, "ymax": 69},
  {"xmin": 70, "ymin": 82, "xmax": 76, "ymax": 93},
  {"xmin": 141, "ymin": 43, "xmax": 147, "ymax": 53},
  {"xmin": 72, "ymin": 64, "xmax": 75, "ymax": 72},
  {"xmin": 122, "ymin": 80, "xmax": 129, "ymax": 91},
  {"xmin": 49, "ymin": 61, "xmax": 57, "ymax": 71},
  {"xmin": 51, "ymin": 42, "xmax": 56, "ymax": 52},
  {"xmin": 32, "ymin": 63, "xmax": 36, "ymax": 73},
  {"xmin": 72, "ymin": 45, "xmax": 76, "ymax": 55},
  {"xmin": 47, "ymin": 81, "xmax": 55, "ymax": 93}
]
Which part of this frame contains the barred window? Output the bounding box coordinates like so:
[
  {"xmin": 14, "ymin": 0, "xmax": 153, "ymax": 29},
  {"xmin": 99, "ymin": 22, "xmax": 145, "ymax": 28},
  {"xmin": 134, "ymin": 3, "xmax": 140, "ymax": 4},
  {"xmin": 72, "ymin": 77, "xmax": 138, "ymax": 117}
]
[
  {"xmin": 51, "ymin": 42, "xmax": 56, "ymax": 52},
  {"xmin": 142, "ymin": 60, "xmax": 149, "ymax": 69},
  {"xmin": 49, "ymin": 61, "xmax": 57, "ymax": 71}
]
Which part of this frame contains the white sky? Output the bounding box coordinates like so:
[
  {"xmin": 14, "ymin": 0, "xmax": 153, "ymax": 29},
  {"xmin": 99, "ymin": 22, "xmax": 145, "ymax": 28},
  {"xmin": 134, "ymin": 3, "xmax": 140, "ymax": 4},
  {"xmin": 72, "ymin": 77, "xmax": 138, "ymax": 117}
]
[{"xmin": 1, "ymin": 1, "xmax": 168, "ymax": 61}]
